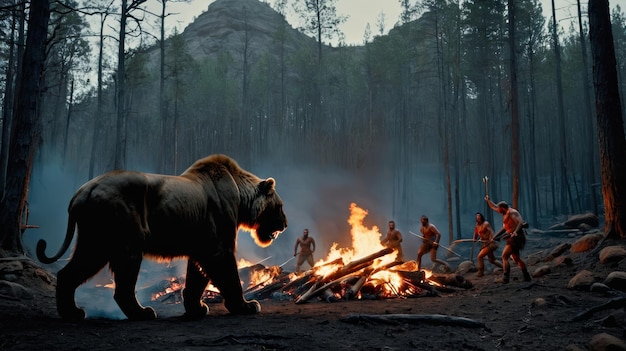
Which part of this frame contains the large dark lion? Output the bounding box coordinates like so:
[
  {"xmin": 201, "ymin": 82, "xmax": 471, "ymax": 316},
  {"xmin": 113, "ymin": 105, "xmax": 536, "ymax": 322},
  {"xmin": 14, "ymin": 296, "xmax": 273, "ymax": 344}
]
[{"xmin": 36, "ymin": 154, "xmax": 288, "ymax": 321}]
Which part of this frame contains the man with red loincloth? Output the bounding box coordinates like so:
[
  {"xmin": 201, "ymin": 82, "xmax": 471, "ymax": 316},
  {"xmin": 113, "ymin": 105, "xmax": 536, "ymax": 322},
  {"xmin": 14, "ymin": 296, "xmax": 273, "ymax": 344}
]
[
  {"xmin": 485, "ymin": 196, "xmax": 531, "ymax": 283},
  {"xmin": 473, "ymin": 212, "xmax": 503, "ymax": 277},
  {"xmin": 416, "ymin": 215, "xmax": 450, "ymax": 272}
]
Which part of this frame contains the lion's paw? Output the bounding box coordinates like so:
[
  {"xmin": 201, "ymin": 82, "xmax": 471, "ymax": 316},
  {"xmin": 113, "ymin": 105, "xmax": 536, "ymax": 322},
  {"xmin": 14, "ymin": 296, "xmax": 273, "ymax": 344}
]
[
  {"xmin": 182, "ymin": 302, "xmax": 209, "ymax": 320},
  {"xmin": 226, "ymin": 299, "xmax": 261, "ymax": 315}
]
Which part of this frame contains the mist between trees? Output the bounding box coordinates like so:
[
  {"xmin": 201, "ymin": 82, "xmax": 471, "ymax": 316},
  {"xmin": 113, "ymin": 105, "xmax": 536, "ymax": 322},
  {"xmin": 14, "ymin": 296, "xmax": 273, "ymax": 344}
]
[{"xmin": 2, "ymin": 0, "xmax": 626, "ymax": 254}]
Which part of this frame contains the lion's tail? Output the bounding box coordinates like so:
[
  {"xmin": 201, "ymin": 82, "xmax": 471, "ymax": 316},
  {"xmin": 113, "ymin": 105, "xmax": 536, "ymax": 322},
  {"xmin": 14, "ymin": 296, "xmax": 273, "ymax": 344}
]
[{"xmin": 36, "ymin": 209, "xmax": 77, "ymax": 265}]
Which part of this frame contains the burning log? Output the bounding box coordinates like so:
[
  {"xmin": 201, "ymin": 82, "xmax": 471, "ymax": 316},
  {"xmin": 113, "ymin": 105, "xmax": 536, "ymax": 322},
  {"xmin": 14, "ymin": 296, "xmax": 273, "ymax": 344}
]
[
  {"xmin": 346, "ymin": 269, "xmax": 373, "ymax": 300},
  {"xmin": 137, "ymin": 277, "xmax": 185, "ymax": 303},
  {"xmin": 346, "ymin": 261, "xmax": 405, "ymax": 300},
  {"xmin": 426, "ymin": 273, "xmax": 474, "ymax": 290},
  {"xmin": 324, "ymin": 248, "xmax": 394, "ymax": 282},
  {"xmin": 244, "ymin": 271, "xmax": 293, "ymax": 301},
  {"xmin": 294, "ymin": 248, "xmax": 394, "ymax": 304},
  {"xmin": 322, "ymin": 288, "xmax": 340, "ymax": 302},
  {"xmin": 295, "ymin": 272, "xmax": 364, "ymax": 303}
]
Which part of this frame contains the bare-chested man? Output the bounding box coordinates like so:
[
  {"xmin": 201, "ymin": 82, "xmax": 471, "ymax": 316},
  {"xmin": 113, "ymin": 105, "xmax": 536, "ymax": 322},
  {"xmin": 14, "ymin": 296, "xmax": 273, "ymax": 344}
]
[
  {"xmin": 416, "ymin": 215, "xmax": 450, "ymax": 272},
  {"xmin": 473, "ymin": 212, "xmax": 503, "ymax": 277},
  {"xmin": 294, "ymin": 228, "xmax": 316, "ymax": 273},
  {"xmin": 485, "ymin": 196, "xmax": 531, "ymax": 283},
  {"xmin": 380, "ymin": 220, "xmax": 405, "ymax": 262}
]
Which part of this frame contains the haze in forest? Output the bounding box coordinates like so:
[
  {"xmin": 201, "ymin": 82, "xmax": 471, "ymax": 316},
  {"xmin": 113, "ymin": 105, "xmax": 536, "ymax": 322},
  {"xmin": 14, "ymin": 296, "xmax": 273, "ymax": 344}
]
[{"xmin": 6, "ymin": 0, "xmax": 625, "ymax": 294}]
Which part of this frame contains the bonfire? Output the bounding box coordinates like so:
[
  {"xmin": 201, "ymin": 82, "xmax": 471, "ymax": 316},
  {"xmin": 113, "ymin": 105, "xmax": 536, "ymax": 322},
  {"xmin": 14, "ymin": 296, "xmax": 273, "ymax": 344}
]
[{"xmin": 144, "ymin": 203, "xmax": 472, "ymax": 305}]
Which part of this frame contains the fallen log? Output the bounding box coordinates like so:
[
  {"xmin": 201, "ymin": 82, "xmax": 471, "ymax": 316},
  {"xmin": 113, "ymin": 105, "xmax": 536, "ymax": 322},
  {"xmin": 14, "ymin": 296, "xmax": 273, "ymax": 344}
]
[
  {"xmin": 340, "ymin": 313, "xmax": 488, "ymax": 329},
  {"xmin": 569, "ymin": 296, "xmax": 626, "ymax": 322}
]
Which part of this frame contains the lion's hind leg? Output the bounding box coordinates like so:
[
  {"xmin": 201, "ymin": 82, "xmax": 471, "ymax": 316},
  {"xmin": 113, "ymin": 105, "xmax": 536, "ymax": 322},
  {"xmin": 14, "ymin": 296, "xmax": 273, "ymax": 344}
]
[
  {"xmin": 202, "ymin": 255, "xmax": 261, "ymax": 315},
  {"xmin": 109, "ymin": 253, "xmax": 157, "ymax": 321},
  {"xmin": 56, "ymin": 250, "xmax": 108, "ymax": 320}
]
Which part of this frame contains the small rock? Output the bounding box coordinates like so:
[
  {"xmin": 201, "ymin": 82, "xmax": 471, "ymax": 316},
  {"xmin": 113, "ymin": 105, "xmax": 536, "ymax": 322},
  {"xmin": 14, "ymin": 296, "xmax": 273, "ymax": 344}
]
[
  {"xmin": 564, "ymin": 213, "xmax": 599, "ymax": 229},
  {"xmin": 568, "ymin": 270, "xmax": 597, "ymax": 290},
  {"xmin": 532, "ymin": 265, "xmax": 551, "ymax": 278},
  {"xmin": 531, "ymin": 297, "xmax": 546, "ymax": 307},
  {"xmin": 589, "ymin": 333, "xmax": 626, "ymax": 351},
  {"xmin": 544, "ymin": 243, "xmax": 571, "ymax": 261},
  {"xmin": 570, "ymin": 233, "xmax": 604, "ymax": 253},
  {"xmin": 599, "ymin": 246, "xmax": 626, "ymax": 264},
  {"xmin": 604, "ymin": 271, "xmax": 626, "ymax": 292},
  {"xmin": 553, "ymin": 255, "xmax": 573, "ymax": 267}
]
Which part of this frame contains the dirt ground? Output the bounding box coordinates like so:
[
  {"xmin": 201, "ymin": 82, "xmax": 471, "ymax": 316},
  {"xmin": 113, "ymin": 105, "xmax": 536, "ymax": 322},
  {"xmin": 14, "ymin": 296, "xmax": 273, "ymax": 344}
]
[{"xmin": 1, "ymin": 234, "xmax": 626, "ymax": 351}]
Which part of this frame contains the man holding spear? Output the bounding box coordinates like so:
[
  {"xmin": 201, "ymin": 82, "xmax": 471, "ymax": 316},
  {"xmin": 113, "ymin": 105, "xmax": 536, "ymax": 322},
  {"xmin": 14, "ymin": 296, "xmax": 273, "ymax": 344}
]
[
  {"xmin": 416, "ymin": 215, "xmax": 451, "ymax": 272},
  {"xmin": 473, "ymin": 212, "xmax": 502, "ymax": 277}
]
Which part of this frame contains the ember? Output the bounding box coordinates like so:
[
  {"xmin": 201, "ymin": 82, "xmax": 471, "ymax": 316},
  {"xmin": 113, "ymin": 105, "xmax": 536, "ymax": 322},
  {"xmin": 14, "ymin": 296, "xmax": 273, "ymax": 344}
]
[{"xmin": 151, "ymin": 277, "xmax": 184, "ymax": 303}]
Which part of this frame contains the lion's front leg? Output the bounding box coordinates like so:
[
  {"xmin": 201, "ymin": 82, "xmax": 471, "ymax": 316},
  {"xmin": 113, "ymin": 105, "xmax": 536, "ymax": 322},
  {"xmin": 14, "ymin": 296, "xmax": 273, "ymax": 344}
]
[
  {"xmin": 182, "ymin": 261, "xmax": 210, "ymax": 320},
  {"xmin": 202, "ymin": 254, "xmax": 261, "ymax": 315}
]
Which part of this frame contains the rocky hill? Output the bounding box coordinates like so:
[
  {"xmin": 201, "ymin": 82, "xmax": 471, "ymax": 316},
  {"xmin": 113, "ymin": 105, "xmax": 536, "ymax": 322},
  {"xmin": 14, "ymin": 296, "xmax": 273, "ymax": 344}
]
[{"xmin": 146, "ymin": 0, "xmax": 319, "ymax": 70}]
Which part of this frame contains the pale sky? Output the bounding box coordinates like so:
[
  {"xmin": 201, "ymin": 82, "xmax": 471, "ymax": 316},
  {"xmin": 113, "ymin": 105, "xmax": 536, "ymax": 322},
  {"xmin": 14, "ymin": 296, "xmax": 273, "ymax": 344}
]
[
  {"xmin": 158, "ymin": 0, "xmax": 626, "ymax": 46},
  {"xmin": 160, "ymin": 0, "xmax": 403, "ymax": 45}
]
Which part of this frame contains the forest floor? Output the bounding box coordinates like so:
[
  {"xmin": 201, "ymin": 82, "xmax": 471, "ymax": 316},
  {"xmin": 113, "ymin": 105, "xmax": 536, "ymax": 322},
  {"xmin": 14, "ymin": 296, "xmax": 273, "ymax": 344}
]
[{"xmin": 1, "ymin": 232, "xmax": 626, "ymax": 351}]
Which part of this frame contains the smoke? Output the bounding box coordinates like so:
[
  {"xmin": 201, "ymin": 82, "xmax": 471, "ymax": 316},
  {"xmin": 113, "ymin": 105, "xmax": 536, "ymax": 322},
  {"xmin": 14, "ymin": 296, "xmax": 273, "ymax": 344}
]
[
  {"xmin": 23, "ymin": 160, "xmax": 79, "ymax": 259},
  {"xmin": 23, "ymin": 151, "xmax": 465, "ymax": 319},
  {"xmin": 238, "ymin": 155, "xmax": 397, "ymax": 272}
]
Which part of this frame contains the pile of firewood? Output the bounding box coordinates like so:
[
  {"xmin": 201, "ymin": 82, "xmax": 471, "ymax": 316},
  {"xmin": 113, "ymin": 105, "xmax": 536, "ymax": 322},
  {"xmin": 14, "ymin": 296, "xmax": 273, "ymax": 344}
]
[
  {"xmin": 138, "ymin": 247, "xmax": 474, "ymax": 305},
  {"xmin": 243, "ymin": 247, "xmax": 473, "ymax": 304}
]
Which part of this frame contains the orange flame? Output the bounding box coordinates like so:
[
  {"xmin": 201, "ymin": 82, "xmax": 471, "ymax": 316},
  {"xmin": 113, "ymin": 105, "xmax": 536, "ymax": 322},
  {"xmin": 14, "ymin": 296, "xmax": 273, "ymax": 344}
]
[{"xmin": 312, "ymin": 203, "xmax": 408, "ymax": 296}]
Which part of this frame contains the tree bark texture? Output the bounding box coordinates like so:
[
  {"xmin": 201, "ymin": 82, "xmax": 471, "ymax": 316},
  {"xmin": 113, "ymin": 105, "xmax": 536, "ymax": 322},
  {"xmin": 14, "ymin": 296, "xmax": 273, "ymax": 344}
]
[
  {"xmin": 588, "ymin": 0, "xmax": 626, "ymax": 239},
  {"xmin": 0, "ymin": 0, "xmax": 50, "ymax": 253}
]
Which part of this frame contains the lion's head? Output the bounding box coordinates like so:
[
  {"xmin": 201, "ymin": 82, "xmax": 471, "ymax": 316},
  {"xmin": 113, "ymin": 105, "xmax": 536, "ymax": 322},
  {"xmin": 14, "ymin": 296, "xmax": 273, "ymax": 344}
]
[
  {"xmin": 242, "ymin": 177, "xmax": 288, "ymax": 247},
  {"xmin": 184, "ymin": 154, "xmax": 288, "ymax": 248}
]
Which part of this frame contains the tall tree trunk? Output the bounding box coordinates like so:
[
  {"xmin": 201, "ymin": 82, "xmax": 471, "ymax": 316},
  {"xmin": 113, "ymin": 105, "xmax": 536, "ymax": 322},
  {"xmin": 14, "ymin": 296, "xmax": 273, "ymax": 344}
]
[
  {"xmin": 0, "ymin": 2, "xmax": 19, "ymax": 199},
  {"xmin": 0, "ymin": 0, "xmax": 50, "ymax": 253},
  {"xmin": 551, "ymin": 0, "xmax": 570, "ymax": 214},
  {"xmin": 527, "ymin": 44, "xmax": 539, "ymax": 226},
  {"xmin": 159, "ymin": 0, "xmax": 167, "ymax": 174},
  {"xmin": 588, "ymin": 0, "xmax": 626, "ymax": 240},
  {"xmin": 89, "ymin": 9, "xmax": 109, "ymax": 179},
  {"xmin": 114, "ymin": 0, "xmax": 128, "ymax": 170},
  {"xmin": 62, "ymin": 80, "xmax": 74, "ymax": 165},
  {"xmin": 577, "ymin": 0, "xmax": 598, "ymax": 214},
  {"xmin": 509, "ymin": 0, "xmax": 521, "ymax": 209}
]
